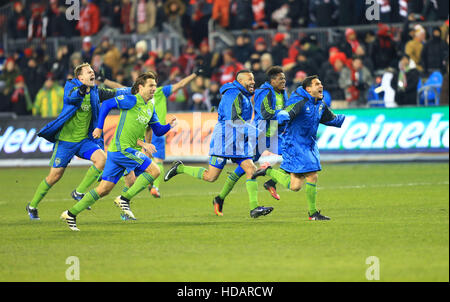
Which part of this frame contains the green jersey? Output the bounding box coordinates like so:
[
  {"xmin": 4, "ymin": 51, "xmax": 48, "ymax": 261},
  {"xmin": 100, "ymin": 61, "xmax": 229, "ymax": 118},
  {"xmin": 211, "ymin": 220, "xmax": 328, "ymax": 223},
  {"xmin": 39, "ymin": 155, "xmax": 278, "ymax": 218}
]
[
  {"xmin": 58, "ymin": 94, "xmax": 92, "ymax": 142},
  {"xmin": 108, "ymin": 94, "xmax": 159, "ymax": 152},
  {"xmin": 152, "ymin": 85, "xmax": 172, "ymax": 124}
]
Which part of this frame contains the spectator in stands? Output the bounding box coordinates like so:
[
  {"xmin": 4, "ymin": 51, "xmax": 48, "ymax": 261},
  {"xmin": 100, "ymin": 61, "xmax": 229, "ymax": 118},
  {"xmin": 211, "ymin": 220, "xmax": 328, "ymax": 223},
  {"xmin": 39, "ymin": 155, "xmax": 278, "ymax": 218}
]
[
  {"xmin": 187, "ymin": 76, "xmax": 209, "ymax": 111},
  {"xmin": 252, "ymin": 0, "xmax": 268, "ymax": 29},
  {"xmin": 271, "ymin": 3, "xmax": 291, "ymax": 31},
  {"xmin": 324, "ymin": 53, "xmax": 346, "ymax": 101},
  {"xmin": 24, "ymin": 56, "xmax": 46, "ymax": 101},
  {"xmin": 189, "ymin": 0, "xmax": 213, "ymax": 46},
  {"xmin": 32, "ymin": 72, "xmax": 64, "ymax": 117},
  {"xmin": 10, "ymin": 75, "xmax": 32, "ymax": 116},
  {"xmin": 81, "ymin": 36, "xmax": 95, "ymax": 63},
  {"xmin": 271, "ymin": 33, "xmax": 288, "ymax": 66},
  {"xmin": 28, "ymin": 5, "xmax": 46, "ymax": 40},
  {"xmin": 163, "ymin": 0, "xmax": 186, "ymax": 38},
  {"xmin": 120, "ymin": 0, "xmax": 134, "ymax": 33},
  {"xmin": 97, "ymin": 36, "xmax": 121, "ymax": 77},
  {"xmin": 8, "ymin": 1, "xmax": 28, "ymax": 39},
  {"xmin": 206, "ymin": 80, "xmax": 221, "ymax": 108},
  {"xmin": 157, "ymin": 51, "xmax": 178, "ymax": 84},
  {"xmin": 343, "ymin": 28, "xmax": 361, "ymax": 58},
  {"xmin": 0, "ymin": 58, "xmax": 21, "ymax": 110},
  {"xmin": 135, "ymin": 40, "xmax": 149, "ymax": 63},
  {"xmin": 216, "ymin": 48, "xmax": 244, "ymax": 86},
  {"xmin": 309, "ymin": 0, "xmax": 339, "ymax": 27},
  {"xmin": 260, "ymin": 53, "xmax": 273, "ymax": 73},
  {"xmin": 396, "ymin": 54, "xmax": 420, "ymax": 106},
  {"xmin": 287, "ymin": 52, "xmax": 317, "ymax": 80},
  {"xmin": 421, "ymin": 26, "xmax": 449, "ymax": 75},
  {"xmin": 288, "ymin": 70, "xmax": 307, "ymax": 95},
  {"xmin": 253, "ymin": 37, "xmax": 269, "ymax": 57},
  {"xmin": 233, "ymin": 34, "xmax": 253, "ymax": 65},
  {"xmin": 51, "ymin": 45, "xmax": 70, "ymax": 82},
  {"xmin": 229, "ymin": 0, "xmax": 253, "ymax": 30},
  {"xmin": 339, "ymin": 56, "xmax": 373, "ymax": 107},
  {"xmin": 178, "ymin": 41, "xmax": 197, "ymax": 76},
  {"xmin": 91, "ymin": 53, "xmax": 113, "ymax": 82},
  {"xmin": 77, "ymin": 0, "xmax": 101, "ymax": 36},
  {"xmin": 212, "ymin": 0, "xmax": 230, "ymax": 28},
  {"xmin": 251, "ymin": 57, "xmax": 266, "ymax": 88},
  {"xmin": 405, "ymin": 24, "xmax": 426, "ymax": 72},
  {"xmin": 196, "ymin": 39, "xmax": 219, "ymax": 79},
  {"xmin": 45, "ymin": 0, "xmax": 70, "ymax": 37},
  {"xmin": 372, "ymin": 24, "xmax": 398, "ymax": 71},
  {"xmin": 130, "ymin": 0, "xmax": 157, "ymax": 34}
]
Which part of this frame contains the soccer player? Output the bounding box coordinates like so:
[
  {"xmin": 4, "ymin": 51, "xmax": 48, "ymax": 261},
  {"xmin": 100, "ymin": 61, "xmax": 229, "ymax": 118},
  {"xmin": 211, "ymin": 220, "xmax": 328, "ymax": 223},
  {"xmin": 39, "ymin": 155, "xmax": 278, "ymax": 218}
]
[
  {"xmin": 212, "ymin": 66, "xmax": 290, "ymax": 216},
  {"xmin": 26, "ymin": 63, "xmax": 131, "ymax": 220},
  {"xmin": 147, "ymin": 69, "xmax": 203, "ymax": 198},
  {"xmin": 60, "ymin": 72, "xmax": 177, "ymax": 231},
  {"xmin": 164, "ymin": 70, "xmax": 274, "ymax": 218},
  {"xmin": 252, "ymin": 75, "xmax": 345, "ymax": 220}
]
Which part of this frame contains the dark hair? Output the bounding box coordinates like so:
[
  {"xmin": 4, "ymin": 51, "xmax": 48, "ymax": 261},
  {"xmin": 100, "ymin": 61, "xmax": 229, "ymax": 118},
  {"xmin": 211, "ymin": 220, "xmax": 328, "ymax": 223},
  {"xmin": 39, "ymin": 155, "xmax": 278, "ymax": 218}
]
[
  {"xmin": 131, "ymin": 72, "xmax": 156, "ymax": 94},
  {"xmin": 266, "ymin": 66, "xmax": 284, "ymax": 80},
  {"xmin": 302, "ymin": 75, "xmax": 319, "ymax": 89},
  {"xmin": 235, "ymin": 69, "xmax": 252, "ymax": 80}
]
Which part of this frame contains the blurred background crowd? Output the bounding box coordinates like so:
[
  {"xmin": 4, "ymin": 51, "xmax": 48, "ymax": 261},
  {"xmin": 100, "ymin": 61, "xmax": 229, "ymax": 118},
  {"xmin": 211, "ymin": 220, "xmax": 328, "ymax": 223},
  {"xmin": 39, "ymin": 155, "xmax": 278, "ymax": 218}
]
[{"xmin": 0, "ymin": 0, "xmax": 448, "ymax": 117}]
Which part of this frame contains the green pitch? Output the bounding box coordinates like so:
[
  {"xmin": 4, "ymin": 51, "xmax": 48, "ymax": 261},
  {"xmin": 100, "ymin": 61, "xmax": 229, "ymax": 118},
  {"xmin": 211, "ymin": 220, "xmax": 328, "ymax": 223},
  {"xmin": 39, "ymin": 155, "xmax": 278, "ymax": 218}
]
[{"xmin": 0, "ymin": 162, "xmax": 448, "ymax": 282}]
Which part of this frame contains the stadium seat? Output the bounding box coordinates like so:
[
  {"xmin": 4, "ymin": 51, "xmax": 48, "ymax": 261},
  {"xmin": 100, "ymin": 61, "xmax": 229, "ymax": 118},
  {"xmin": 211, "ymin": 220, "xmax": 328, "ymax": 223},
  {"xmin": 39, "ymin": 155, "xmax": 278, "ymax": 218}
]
[{"xmin": 417, "ymin": 71, "xmax": 443, "ymax": 106}]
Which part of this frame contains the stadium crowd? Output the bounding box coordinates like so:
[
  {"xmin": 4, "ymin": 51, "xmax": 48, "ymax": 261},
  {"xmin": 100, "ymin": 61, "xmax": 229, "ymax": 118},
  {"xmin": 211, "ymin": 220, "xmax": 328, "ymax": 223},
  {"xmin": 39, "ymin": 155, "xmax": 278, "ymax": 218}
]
[{"xmin": 0, "ymin": 0, "xmax": 448, "ymax": 117}]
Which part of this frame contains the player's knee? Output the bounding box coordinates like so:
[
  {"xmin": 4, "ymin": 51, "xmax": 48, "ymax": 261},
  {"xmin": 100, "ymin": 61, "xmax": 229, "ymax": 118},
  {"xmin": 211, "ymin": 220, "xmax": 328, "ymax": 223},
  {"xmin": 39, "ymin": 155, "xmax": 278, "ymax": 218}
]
[
  {"xmin": 290, "ymin": 183, "xmax": 302, "ymax": 192},
  {"xmin": 204, "ymin": 171, "xmax": 218, "ymax": 182}
]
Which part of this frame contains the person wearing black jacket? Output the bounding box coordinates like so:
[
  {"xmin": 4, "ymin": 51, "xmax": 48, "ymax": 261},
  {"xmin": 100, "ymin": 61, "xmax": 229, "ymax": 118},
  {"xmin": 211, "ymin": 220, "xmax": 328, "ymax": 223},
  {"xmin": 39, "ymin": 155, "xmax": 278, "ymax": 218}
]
[
  {"xmin": 8, "ymin": 1, "xmax": 28, "ymax": 39},
  {"xmin": 421, "ymin": 27, "xmax": 449, "ymax": 75}
]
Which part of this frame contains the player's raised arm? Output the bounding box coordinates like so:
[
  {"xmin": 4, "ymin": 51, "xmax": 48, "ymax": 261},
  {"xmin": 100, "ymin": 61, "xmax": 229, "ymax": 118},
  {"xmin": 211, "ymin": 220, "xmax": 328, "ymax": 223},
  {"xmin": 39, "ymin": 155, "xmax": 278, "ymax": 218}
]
[{"xmin": 171, "ymin": 66, "xmax": 204, "ymax": 93}]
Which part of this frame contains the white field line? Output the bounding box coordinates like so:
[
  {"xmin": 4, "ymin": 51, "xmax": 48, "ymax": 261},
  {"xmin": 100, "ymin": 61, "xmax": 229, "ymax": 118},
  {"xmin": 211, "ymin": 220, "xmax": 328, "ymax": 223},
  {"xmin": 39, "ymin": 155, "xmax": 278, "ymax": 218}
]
[{"xmin": 6, "ymin": 181, "xmax": 448, "ymax": 204}]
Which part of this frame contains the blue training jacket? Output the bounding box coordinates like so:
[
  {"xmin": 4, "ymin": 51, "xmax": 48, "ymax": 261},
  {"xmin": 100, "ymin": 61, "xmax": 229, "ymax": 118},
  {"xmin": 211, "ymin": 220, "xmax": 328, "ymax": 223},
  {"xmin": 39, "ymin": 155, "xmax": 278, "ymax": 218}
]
[
  {"xmin": 38, "ymin": 79, "xmax": 131, "ymax": 147},
  {"xmin": 280, "ymin": 86, "xmax": 345, "ymax": 174},
  {"xmin": 209, "ymin": 80, "xmax": 254, "ymax": 158}
]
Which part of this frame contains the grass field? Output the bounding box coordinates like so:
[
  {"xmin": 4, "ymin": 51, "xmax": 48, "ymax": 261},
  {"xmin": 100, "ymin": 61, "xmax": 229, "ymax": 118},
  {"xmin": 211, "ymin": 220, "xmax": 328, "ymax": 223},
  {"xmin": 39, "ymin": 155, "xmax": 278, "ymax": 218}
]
[{"xmin": 0, "ymin": 162, "xmax": 448, "ymax": 282}]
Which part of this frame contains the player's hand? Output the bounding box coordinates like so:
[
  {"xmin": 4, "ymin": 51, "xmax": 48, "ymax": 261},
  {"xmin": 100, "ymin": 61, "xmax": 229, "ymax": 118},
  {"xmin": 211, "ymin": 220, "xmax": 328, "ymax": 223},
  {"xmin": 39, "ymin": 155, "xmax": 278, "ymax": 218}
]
[
  {"xmin": 96, "ymin": 67, "xmax": 105, "ymax": 83},
  {"xmin": 194, "ymin": 65, "xmax": 205, "ymax": 76},
  {"xmin": 168, "ymin": 115, "xmax": 178, "ymax": 128},
  {"xmin": 92, "ymin": 128, "xmax": 102, "ymax": 139},
  {"xmin": 142, "ymin": 143, "xmax": 157, "ymax": 155},
  {"xmin": 79, "ymin": 84, "xmax": 88, "ymax": 96},
  {"xmin": 276, "ymin": 110, "xmax": 290, "ymax": 125}
]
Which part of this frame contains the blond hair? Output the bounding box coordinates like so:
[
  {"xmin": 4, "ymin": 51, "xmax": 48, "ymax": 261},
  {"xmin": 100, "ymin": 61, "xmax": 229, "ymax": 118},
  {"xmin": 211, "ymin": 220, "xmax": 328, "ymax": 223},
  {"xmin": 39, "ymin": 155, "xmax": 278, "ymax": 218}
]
[{"xmin": 74, "ymin": 63, "xmax": 91, "ymax": 78}]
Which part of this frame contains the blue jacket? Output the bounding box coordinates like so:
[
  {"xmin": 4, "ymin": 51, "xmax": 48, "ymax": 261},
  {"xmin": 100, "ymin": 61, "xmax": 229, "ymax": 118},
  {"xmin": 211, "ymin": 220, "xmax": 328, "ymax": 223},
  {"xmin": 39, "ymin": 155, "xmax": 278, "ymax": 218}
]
[
  {"xmin": 253, "ymin": 82, "xmax": 289, "ymax": 155},
  {"xmin": 280, "ymin": 86, "xmax": 345, "ymax": 173},
  {"xmin": 209, "ymin": 80, "xmax": 255, "ymax": 158},
  {"xmin": 38, "ymin": 79, "xmax": 131, "ymax": 146}
]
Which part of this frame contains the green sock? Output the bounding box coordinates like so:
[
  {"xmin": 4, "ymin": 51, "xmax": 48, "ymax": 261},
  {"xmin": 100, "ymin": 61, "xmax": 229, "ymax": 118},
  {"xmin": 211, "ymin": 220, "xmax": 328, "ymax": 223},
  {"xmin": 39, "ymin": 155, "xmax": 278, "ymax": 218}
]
[
  {"xmin": 267, "ymin": 168, "xmax": 291, "ymax": 189},
  {"xmin": 246, "ymin": 179, "xmax": 259, "ymax": 210},
  {"xmin": 218, "ymin": 172, "xmax": 242, "ymax": 200},
  {"xmin": 177, "ymin": 165, "xmax": 206, "ymax": 180},
  {"xmin": 122, "ymin": 186, "xmax": 129, "ymax": 194},
  {"xmin": 69, "ymin": 189, "xmax": 100, "ymax": 216},
  {"xmin": 122, "ymin": 172, "xmax": 154, "ymax": 200},
  {"xmin": 29, "ymin": 179, "xmax": 52, "ymax": 208},
  {"xmin": 76, "ymin": 165, "xmax": 102, "ymax": 193},
  {"xmin": 305, "ymin": 182, "xmax": 318, "ymax": 215},
  {"xmin": 153, "ymin": 163, "xmax": 164, "ymax": 188}
]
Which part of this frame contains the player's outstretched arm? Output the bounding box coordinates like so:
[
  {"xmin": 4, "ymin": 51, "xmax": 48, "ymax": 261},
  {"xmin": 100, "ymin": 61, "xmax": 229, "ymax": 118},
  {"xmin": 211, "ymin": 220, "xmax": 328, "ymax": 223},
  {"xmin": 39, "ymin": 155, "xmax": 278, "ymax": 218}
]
[
  {"xmin": 171, "ymin": 67, "xmax": 204, "ymax": 93},
  {"xmin": 319, "ymin": 103, "xmax": 345, "ymax": 128}
]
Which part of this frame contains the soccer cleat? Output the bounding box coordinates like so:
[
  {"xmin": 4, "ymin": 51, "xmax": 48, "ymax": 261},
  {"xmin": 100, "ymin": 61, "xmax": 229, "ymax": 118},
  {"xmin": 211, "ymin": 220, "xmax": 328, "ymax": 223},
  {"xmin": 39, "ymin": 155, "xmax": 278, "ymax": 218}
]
[
  {"xmin": 213, "ymin": 196, "xmax": 224, "ymax": 216},
  {"xmin": 250, "ymin": 206, "xmax": 274, "ymax": 218},
  {"xmin": 26, "ymin": 203, "xmax": 40, "ymax": 220},
  {"xmin": 264, "ymin": 180, "xmax": 280, "ymax": 200},
  {"xmin": 164, "ymin": 160, "xmax": 183, "ymax": 182},
  {"xmin": 149, "ymin": 186, "xmax": 161, "ymax": 198},
  {"xmin": 120, "ymin": 213, "xmax": 137, "ymax": 221},
  {"xmin": 308, "ymin": 210, "xmax": 331, "ymax": 221},
  {"xmin": 71, "ymin": 190, "xmax": 91, "ymax": 210},
  {"xmin": 252, "ymin": 164, "xmax": 272, "ymax": 179},
  {"xmin": 60, "ymin": 210, "xmax": 80, "ymax": 231},
  {"xmin": 114, "ymin": 196, "xmax": 136, "ymax": 219}
]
